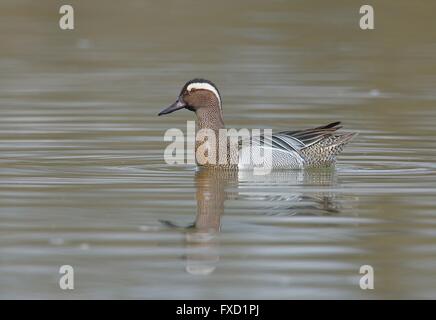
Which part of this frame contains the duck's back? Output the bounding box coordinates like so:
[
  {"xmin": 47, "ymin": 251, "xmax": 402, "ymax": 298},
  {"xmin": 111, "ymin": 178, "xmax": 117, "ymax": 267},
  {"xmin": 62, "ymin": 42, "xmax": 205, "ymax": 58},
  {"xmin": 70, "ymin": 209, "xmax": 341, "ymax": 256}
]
[{"xmin": 238, "ymin": 121, "xmax": 357, "ymax": 169}]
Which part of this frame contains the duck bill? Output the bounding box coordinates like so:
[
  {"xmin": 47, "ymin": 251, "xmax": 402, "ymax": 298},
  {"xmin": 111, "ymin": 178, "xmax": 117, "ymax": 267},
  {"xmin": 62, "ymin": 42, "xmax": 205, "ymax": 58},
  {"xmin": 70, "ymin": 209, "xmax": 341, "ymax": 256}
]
[{"xmin": 158, "ymin": 98, "xmax": 187, "ymax": 116}]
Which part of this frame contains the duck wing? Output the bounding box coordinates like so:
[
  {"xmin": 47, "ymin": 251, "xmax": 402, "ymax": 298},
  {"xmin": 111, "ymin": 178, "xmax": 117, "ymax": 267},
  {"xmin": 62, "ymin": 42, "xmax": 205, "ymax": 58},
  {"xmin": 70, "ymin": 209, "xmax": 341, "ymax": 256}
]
[
  {"xmin": 277, "ymin": 122, "xmax": 343, "ymax": 149},
  {"xmin": 248, "ymin": 122, "xmax": 342, "ymax": 153}
]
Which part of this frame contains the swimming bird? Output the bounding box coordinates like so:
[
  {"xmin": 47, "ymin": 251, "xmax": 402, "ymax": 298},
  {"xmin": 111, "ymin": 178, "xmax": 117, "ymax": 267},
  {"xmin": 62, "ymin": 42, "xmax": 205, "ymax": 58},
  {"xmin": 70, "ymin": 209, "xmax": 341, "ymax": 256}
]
[{"xmin": 158, "ymin": 79, "xmax": 357, "ymax": 169}]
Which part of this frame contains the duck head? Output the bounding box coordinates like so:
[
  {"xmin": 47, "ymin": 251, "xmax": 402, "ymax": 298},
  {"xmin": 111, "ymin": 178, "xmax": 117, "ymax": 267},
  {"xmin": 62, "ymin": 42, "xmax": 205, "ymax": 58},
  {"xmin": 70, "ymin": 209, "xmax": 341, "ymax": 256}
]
[{"xmin": 158, "ymin": 79, "xmax": 222, "ymax": 117}]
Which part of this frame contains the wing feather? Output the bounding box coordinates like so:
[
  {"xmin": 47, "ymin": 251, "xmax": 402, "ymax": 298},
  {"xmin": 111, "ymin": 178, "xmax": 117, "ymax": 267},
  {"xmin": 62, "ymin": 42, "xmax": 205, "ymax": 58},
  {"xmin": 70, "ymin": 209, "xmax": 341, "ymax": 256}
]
[{"xmin": 239, "ymin": 122, "xmax": 343, "ymax": 153}]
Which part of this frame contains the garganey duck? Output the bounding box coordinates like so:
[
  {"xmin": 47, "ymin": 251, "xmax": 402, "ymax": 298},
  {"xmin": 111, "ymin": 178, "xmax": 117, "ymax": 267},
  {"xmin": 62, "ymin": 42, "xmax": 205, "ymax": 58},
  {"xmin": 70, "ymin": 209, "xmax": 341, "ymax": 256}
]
[{"xmin": 159, "ymin": 79, "xmax": 357, "ymax": 169}]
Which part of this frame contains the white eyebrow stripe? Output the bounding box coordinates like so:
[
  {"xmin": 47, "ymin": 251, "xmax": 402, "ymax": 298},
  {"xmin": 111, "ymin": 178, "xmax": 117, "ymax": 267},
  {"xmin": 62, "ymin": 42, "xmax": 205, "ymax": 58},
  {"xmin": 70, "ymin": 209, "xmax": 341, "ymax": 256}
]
[{"xmin": 187, "ymin": 83, "xmax": 221, "ymax": 107}]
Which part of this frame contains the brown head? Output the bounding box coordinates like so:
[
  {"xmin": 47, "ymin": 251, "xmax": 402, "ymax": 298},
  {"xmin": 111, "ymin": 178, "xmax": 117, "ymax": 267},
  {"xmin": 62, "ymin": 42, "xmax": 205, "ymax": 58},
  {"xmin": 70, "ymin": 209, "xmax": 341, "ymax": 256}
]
[{"xmin": 158, "ymin": 79, "xmax": 224, "ymax": 129}]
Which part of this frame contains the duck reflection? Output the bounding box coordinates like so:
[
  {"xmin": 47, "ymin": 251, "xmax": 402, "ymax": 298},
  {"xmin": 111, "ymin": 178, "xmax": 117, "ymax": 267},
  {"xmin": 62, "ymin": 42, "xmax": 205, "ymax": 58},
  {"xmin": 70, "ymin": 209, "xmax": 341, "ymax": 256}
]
[
  {"xmin": 236, "ymin": 169, "xmax": 340, "ymax": 216},
  {"xmin": 163, "ymin": 168, "xmax": 341, "ymax": 275},
  {"xmin": 183, "ymin": 169, "xmax": 237, "ymax": 275}
]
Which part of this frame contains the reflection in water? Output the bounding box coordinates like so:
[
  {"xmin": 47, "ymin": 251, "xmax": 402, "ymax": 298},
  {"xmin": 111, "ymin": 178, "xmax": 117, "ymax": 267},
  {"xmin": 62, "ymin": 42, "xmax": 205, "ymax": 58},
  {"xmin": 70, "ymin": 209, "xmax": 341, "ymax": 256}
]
[
  {"xmin": 164, "ymin": 168, "xmax": 341, "ymax": 275},
  {"xmin": 184, "ymin": 170, "xmax": 236, "ymax": 275},
  {"xmin": 236, "ymin": 169, "xmax": 340, "ymax": 216}
]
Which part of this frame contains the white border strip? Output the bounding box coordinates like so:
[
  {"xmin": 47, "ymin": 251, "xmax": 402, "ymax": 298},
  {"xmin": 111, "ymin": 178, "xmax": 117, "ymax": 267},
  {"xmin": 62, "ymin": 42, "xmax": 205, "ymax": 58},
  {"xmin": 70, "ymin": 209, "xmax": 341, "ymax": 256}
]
[{"xmin": 187, "ymin": 82, "xmax": 221, "ymax": 108}]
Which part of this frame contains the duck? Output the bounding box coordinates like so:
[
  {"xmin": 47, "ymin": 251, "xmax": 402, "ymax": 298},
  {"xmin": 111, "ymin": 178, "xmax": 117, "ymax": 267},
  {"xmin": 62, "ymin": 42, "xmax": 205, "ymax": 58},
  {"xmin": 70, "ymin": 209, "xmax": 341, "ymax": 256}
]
[{"xmin": 158, "ymin": 78, "xmax": 357, "ymax": 169}]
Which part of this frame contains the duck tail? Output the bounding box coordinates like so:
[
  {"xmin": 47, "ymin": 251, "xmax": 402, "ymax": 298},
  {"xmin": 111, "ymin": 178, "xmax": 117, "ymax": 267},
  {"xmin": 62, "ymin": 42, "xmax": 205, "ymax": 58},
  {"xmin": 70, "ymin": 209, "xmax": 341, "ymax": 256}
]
[
  {"xmin": 301, "ymin": 131, "xmax": 358, "ymax": 167},
  {"xmin": 330, "ymin": 132, "xmax": 358, "ymax": 148}
]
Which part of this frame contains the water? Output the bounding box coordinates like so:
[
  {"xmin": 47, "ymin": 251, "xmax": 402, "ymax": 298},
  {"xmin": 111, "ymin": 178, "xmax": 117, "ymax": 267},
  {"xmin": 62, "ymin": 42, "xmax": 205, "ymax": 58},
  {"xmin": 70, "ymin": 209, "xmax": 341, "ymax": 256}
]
[{"xmin": 1, "ymin": 0, "xmax": 436, "ymax": 299}]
